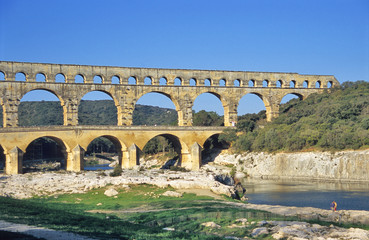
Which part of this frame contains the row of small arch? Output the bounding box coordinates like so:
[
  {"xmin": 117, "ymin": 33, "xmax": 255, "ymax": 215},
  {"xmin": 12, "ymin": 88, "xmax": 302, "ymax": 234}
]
[{"xmin": 0, "ymin": 71, "xmax": 333, "ymax": 88}]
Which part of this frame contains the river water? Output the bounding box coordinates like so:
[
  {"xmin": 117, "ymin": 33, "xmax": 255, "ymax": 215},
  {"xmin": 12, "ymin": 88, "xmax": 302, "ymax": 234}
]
[{"xmin": 242, "ymin": 179, "xmax": 369, "ymax": 211}]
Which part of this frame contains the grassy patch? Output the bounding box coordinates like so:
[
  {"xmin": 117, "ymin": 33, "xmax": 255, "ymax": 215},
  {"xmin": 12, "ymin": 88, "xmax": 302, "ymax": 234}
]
[{"xmin": 0, "ymin": 184, "xmax": 368, "ymax": 239}]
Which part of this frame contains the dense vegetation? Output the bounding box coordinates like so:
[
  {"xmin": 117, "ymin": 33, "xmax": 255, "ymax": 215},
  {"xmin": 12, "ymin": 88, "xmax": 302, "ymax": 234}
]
[{"xmin": 222, "ymin": 81, "xmax": 369, "ymax": 152}]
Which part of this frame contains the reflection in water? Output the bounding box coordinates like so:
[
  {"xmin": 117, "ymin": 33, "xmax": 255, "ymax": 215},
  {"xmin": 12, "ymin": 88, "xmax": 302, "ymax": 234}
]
[{"xmin": 242, "ymin": 179, "xmax": 369, "ymax": 211}]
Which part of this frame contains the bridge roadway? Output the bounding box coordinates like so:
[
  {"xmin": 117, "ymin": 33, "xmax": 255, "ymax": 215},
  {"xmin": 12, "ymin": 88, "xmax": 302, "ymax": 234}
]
[{"xmin": 0, "ymin": 125, "xmax": 224, "ymax": 174}]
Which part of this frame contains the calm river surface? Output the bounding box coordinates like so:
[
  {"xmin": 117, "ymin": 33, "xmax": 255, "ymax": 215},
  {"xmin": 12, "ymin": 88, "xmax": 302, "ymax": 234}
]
[{"xmin": 242, "ymin": 179, "xmax": 369, "ymax": 211}]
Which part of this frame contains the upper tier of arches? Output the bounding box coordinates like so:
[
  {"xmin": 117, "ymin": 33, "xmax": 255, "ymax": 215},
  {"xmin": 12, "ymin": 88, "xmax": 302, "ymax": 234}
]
[{"xmin": 0, "ymin": 61, "xmax": 339, "ymax": 89}]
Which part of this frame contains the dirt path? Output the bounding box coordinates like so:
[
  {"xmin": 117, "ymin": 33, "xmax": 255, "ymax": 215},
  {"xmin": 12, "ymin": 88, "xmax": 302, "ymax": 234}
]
[{"xmin": 0, "ymin": 220, "xmax": 98, "ymax": 240}]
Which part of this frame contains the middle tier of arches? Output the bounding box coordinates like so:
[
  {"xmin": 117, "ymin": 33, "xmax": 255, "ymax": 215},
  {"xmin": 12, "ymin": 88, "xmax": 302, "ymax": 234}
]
[{"xmin": 1, "ymin": 82, "xmax": 323, "ymax": 127}]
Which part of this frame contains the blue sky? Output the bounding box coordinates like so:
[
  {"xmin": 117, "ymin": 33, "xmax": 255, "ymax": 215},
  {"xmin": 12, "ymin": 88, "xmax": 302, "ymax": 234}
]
[{"xmin": 1, "ymin": 0, "xmax": 368, "ymax": 115}]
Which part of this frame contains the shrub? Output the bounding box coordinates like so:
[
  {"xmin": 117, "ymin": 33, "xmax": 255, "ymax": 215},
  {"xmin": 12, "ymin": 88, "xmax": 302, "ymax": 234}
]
[{"xmin": 109, "ymin": 165, "xmax": 122, "ymax": 177}]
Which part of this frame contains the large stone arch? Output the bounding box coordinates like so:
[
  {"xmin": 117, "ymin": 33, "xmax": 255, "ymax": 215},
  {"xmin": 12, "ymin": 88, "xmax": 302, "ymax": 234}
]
[
  {"xmin": 23, "ymin": 135, "xmax": 70, "ymax": 154},
  {"xmin": 191, "ymin": 90, "xmax": 229, "ymax": 125},
  {"xmin": 19, "ymin": 88, "xmax": 65, "ymax": 126},
  {"xmin": 141, "ymin": 133, "xmax": 184, "ymax": 168},
  {"xmin": 22, "ymin": 135, "xmax": 70, "ymax": 172},
  {"xmin": 236, "ymin": 92, "xmax": 267, "ymax": 116},
  {"xmin": 83, "ymin": 134, "xmax": 124, "ymax": 168},
  {"xmin": 78, "ymin": 89, "xmax": 122, "ymax": 125},
  {"xmin": 280, "ymin": 92, "xmax": 304, "ymax": 102},
  {"xmin": 245, "ymin": 92, "xmax": 274, "ymax": 121},
  {"xmin": 133, "ymin": 90, "xmax": 181, "ymax": 125}
]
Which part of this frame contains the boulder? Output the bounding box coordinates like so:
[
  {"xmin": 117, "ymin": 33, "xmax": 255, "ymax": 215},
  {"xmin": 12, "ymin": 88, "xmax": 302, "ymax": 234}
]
[
  {"xmin": 162, "ymin": 191, "xmax": 182, "ymax": 198},
  {"xmin": 201, "ymin": 222, "xmax": 221, "ymax": 228},
  {"xmin": 104, "ymin": 188, "xmax": 118, "ymax": 197}
]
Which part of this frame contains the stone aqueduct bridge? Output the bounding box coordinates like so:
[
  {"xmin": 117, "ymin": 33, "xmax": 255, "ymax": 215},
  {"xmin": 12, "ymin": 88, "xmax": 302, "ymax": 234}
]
[{"xmin": 0, "ymin": 61, "xmax": 339, "ymax": 174}]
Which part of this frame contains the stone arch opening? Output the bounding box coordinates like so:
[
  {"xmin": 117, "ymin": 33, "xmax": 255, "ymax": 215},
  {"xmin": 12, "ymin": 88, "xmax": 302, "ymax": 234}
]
[
  {"xmin": 327, "ymin": 81, "xmax": 333, "ymax": 88},
  {"xmin": 237, "ymin": 93, "xmax": 267, "ymax": 117},
  {"xmin": 0, "ymin": 71, "xmax": 5, "ymax": 80},
  {"xmin": 201, "ymin": 134, "xmax": 229, "ymax": 165},
  {"xmin": 290, "ymin": 80, "xmax": 296, "ymax": 88},
  {"xmin": 276, "ymin": 80, "xmax": 283, "ymax": 88},
  {"xmin": 141, "ymin": 134, "xmax": 181, "ymax": 169},
  {"xmin": 134, "ymin": 92, "xmax": 178, "ymax": 126},
  {"xmin": 78, "ymin": 91, "xmax": 117, "ymax": 125},
  {"xmin": 19, "ymin": 89, "xmax": 63, "ymax": 126},
  {"xmin": 303, "ymin": 80, "xmax": 309, "ymax": 88},
  {"xmin": 0, "ymin": 145, "xmax": 5, "ymax": 173},
  {"xmin": 248, "ymin": 80, "xmax": 255, "ymax": 87},
  {"xmin": 234, "ymin": 79, "xmax": 240, "ymax": 87},
  {"xmin": 111, "ymin": 75, "xmax": 120, "ymax": 84},
  {"xmin": 23, "ymin": 136, "xmax": 67, "ymax": 173},
  {"xmin": 193, "ymin": 92, "xmax": 224, "ymax": 126},
  {"xmin": 262, "ymin": 80, "xmax": 269, "ymax": 87},
  {"xmin": 75, "ymin": 74, "xmax": 84, "ymax": 83},
  {"xmin": 204, "ymin": 78, "xmax": 211, "ymax": 86},
  {"xmin": 84, "ymin": 135, "xmax": 122, "ymax": 170},
  {"xmin": 189, "ymin": 78, "xmax": 197, "ymax": 86},
  {"xmin": 174, "ymin": 77, "xmax": 182, "ymax": 86},
  {"xmin": 219, "ymin": 79, "xmax": 226, "ymax": 86},
  {"xmin": 280, "ymin": 93, "xmax": 303, "ymax": 105},
  {"xmin": 16, "ymin": 72, "xmax": 26, "ymax": 81},
  {"xmin": 128, "ymin": 76, "xmax": 137, "ymax": 85},
  {"xmin": 144, "ymin": 77, "xmax": 153, "ymax": 85},
  {"xmin": 36, "ymin": 73, "xmax": 46, "ymax": 82},
  {"xmin": 315, "ymin": 81, "xmax": 321, "ymax": 88},
  {"xmin": 93, "ymin": 75, "xmax": 103, "ymax": 84},
  {"xmin": 55, "ymin": 73, "xmax": 66, "ymax": 83},
  {"xmin": 159, "ymin": 77, "xmax": 167, "ymax": 85}
]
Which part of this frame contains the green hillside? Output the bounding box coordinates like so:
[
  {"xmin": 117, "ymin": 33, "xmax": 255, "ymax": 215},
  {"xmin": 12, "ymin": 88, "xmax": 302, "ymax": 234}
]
[{"xmin": 224, "ymin": 81, "xmax": 369, "ymax": 152}]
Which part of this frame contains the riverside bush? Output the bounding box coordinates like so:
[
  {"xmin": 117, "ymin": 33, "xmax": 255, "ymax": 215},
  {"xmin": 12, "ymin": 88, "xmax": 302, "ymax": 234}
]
[
  {"xmin": 109, "ymin": 165, "xmax": 122, "ymax": 177},
  {"xmin": 221, "ymin": 81, "xmax": 369, "ymax": 152}
]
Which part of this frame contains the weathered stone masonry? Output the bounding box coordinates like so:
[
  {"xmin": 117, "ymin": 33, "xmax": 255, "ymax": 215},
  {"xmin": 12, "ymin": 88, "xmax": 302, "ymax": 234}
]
[
  {"xmin": 0, "ymin": 61, "xmax": 339, "ymax": 174},
  {"xmin": 0, "ymin": 61, "xmax": 339, "ymax": 127}
]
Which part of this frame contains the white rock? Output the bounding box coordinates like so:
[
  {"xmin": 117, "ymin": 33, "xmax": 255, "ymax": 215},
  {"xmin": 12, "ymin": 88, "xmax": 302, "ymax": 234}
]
[
  {"xmin": 104, "ymin": 188, "xmax": 118, "ymax": 197},
  {"xmin": 201, "ymin": 222, "xmax": 221, "ymax": 228},
  {"xmin": 162, "ymin": 191, "xmax": 182, "ymax": 198}
]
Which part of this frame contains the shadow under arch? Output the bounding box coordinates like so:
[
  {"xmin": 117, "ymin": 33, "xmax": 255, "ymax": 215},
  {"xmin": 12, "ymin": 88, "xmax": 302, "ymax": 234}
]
[
  {"xmin": 141, "ymin": 133, "xmax": 186, "ymax": 169},
  {"xmin": 201, "ymin": 134, "xmax": 229, "ymax": 165},
  {"xmin": 84, "ymin": 135, "xmax": 123, "ymax": 170},
  {"xmin": 134, "ymin": 91, "xmax": 179, "ymax": 126},
  {"xmin": 78, "ymin": 90, "xmax": 120, "ymax": 125},
  {"xmin": 23, "ymin": 136, "xmax": 69, "ymax": 173},
  {"xmin": 19, "ymin": 89, "xmax": 64, "ymax": 126},
  {"xmin": 0, "ymin": 145, "xmax": 4, "ymax": 172}
]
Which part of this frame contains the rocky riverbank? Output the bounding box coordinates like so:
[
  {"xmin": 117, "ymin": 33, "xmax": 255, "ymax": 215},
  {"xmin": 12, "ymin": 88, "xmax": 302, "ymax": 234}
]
[
  {"xmin": 208, "ymin": 149, "xmax": 369, "ymax": 182},
  {"xmin": 0, "ymin": 169, "xmax": 239, "ymax": 199},
  {"xmin": 1, "ymin": 168, "xmax": 369, "ymax": 239}
]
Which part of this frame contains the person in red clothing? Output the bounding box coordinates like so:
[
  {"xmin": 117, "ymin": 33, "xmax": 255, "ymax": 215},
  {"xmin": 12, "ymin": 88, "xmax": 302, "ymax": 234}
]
[{"xmin": 330, "ymin": 201, "xmax": 337, "ymax": 212}]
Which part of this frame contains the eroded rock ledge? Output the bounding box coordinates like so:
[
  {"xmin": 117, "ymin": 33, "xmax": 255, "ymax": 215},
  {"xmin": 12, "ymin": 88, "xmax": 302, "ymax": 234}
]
[
  {"xmin": 210, "ymin": 149, "xmax": 369, "ymax": 182},
  {"xmin": 0, "ymin": 170, "xmax": 237, "ymax": 199}
]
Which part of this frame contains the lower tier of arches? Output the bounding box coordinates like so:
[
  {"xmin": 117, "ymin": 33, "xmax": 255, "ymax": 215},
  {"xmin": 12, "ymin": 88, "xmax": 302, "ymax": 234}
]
[{"xmin": 0, "ymin": 126, "xmax": 224, "ymax": 174}]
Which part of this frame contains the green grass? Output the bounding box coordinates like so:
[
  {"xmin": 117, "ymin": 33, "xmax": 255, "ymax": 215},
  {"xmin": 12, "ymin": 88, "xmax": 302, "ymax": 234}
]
[{"xmin": 0, "ymin": 184, "xmax": 368, "ymax": 239}]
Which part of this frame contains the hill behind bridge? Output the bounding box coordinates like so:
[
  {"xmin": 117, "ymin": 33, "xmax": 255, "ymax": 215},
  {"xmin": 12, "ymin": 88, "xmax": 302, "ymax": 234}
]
[{"xmin": 225, "ymin": 81, "xmax": 369, "ymax": 152}]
